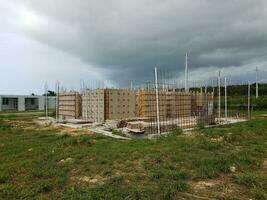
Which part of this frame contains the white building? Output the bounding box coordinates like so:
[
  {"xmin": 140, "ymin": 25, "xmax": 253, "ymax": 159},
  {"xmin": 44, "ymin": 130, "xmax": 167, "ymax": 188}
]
[{"xmin": 0, "ymin": 95, "xmax": 55, "ymax": 112}]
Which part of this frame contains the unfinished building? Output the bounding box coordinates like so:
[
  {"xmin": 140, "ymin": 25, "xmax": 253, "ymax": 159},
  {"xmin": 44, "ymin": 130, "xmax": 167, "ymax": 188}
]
[
  {"xmin": 82, "ymin": 89, "xmax": 136, "ymax": 122},
  {"xmin": 58, "ymin": 92, "xmax": 82, "ymax": 119},
  {"xmin": 57, "ymin": 87, "xmax": 215, "ymax": 134}
]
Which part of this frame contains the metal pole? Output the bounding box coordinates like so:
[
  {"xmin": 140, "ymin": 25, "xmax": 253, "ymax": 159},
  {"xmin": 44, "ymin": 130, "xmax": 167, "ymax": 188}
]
[
  {"xmin": 45, "ymin": 82, "xmax": 48, "ymax": 120},
  {"xmin": 248, "ymin": 81, "xmax": 251, "ymax": 120},
  {"xmin": 218, "ymin": 71, "xmax": 221, "ymax": 123},
  {"xmin": 185, "ymin": 53, "xmax": 188, "ymax": 92},
  {"xmin": 155, "ymin": 67, "xmax": 160, "ymax": 135},
  {"xmin": 86, "ymin": 85, "xmax": 88, "ymax": 122},
  {"xmin": 256, "ymin": 67, "xmax": 259, "ymax": 99},
  {"xmin": 55, "ymin": 81, "xmax": 59, "ymax": 123},
  {"xmin": 225, "ymin": 77, "xmax": 228, "ymax": 123},
  {"xmin": 205, "ymin": 80, "xmax": 207, "ymax": 94}
]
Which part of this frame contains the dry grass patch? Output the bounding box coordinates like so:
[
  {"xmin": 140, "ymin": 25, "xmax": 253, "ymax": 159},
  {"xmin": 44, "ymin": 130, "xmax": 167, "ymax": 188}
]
[
  {"xmin": 56, "ymin": 127, "xmax": 93, "ymax": 136},
  {"xmin": 263, "ymin": 159, "xmax": 267, "ymax": 169}
]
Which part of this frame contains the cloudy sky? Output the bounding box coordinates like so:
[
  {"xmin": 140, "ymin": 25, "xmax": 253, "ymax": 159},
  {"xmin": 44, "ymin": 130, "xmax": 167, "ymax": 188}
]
[{"xmin": 0, "ymin": 0, "xmax": 267, "ymax": 94}]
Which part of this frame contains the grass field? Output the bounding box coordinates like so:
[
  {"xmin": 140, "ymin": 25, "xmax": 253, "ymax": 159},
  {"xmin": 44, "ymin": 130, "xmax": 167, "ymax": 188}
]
[{"xmin": 0, "ymin": 112, "xmax": 267, "ymax": 199}]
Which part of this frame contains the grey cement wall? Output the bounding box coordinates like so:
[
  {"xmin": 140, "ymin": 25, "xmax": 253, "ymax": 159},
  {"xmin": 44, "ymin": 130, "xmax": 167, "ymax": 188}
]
[
  {"xmin": 48, "ymin": 97, "xmax": 56, "ymax": 109},
  {"xmin": 1, "ymin": 98, "xmax": 18, "ymax": 110},
  {"xmin": 0, "ymin": 95, "xmax": 55, "ymax": 112},
  {"xmin": 38, "ymin": 97, "xmax": 45, "ymax": 110},
  {"xmin": 25, "ymin": 98, "xmax": 39, "ymax": 110}
]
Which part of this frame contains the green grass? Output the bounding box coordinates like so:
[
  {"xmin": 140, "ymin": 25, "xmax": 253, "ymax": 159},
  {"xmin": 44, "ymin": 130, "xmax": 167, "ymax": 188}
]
[{"xmin": 0, "ymin": 112, "xmax": 267, "ymax": 199}]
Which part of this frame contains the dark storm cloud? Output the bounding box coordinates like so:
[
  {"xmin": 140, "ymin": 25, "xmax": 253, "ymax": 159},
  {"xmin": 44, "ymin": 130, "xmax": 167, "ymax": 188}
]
[{"xmin": 3, "ymin": 0, "xmax": 267, "ymax": 85}]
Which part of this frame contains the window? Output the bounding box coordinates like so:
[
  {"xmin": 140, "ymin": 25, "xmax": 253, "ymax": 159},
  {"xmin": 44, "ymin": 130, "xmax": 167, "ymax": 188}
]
[
  {"xmin": 2, "ymin": 98, "xmax": 8, "ymax": 105},
  {"xmin": 31, "ymin": 99, "xmax": 35, "ymax": 105}
]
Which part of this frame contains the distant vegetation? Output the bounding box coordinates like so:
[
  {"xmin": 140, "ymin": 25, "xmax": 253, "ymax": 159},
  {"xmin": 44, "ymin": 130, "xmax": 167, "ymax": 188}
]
[
  {"xmin": 43, "ymin": 90, "xmax": 57, "ymax": 96},
  {"xmin": 194, "ymin": 83, "xmax": 267, "ymax": 111}
]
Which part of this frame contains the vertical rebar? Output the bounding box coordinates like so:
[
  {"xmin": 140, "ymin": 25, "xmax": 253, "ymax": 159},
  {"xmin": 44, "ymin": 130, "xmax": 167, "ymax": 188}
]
[
  {"xmin": 218, "ymin": 71, "xmax": 221, "ymax": 123},
  {"xmin": 155, "ymin": 67, "xmax": 160, "ymax": 135},
  {"xmin": 248, "ymin": 81, "xmax": 251, "ymax": 120},
  {"xmin": 185, "ymin": 53, "xmax": 189, "ymax": 92},
  {"xmin": 55, "ymin": 81, "xmax": 59, "ymax": 123},
  {"xmin": 44, "ymin": 82, "xmax": 48, "ymax": 120},
  {"xmin": 256, "ymin": 67, "xmax": 259, "ymax": 99},
  {"xmin": 225, "ymin": 77, "xmax": 228, "ymax": 123}
]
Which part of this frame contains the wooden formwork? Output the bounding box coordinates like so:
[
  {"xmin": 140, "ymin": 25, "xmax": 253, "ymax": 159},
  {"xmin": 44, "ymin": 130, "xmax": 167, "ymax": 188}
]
[
  {"xmin": 58, "ymin": 92, "xmax": 82, "ymax": 119},
  {"xmin": 136, "ymin": 90, "xmax": 193, "ymax": 120},
  {"xmin": 136, "ymin": 90, "xmax": 167, "ymax": 120},
  {"xmin": 104, "ymin": 89, "xmax": 136, "ymax": 120},
  {"xmin": 166, "ymin": 92, "xmax": 192, "ymax": 118}
]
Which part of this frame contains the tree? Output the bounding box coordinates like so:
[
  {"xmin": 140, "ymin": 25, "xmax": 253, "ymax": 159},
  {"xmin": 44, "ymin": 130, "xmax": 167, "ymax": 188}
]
[{"xmin": 43, "ymin": 90, "xmax": 56, "ymax": 96}]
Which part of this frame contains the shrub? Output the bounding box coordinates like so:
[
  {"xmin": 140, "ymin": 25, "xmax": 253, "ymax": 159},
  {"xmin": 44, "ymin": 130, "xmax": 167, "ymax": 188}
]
[{"xmin": 172, "ymin": 127, "xmax": 183, "ymax": 136}]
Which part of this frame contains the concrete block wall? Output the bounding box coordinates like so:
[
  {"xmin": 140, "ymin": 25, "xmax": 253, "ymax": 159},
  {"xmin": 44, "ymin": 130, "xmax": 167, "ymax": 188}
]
[
  {"xmin": 104, "ymin": 89, "xmax": 136, "ymax": 120},
  {"xmin": 82, "ymin": 89, "xmax": 105, "ymax": 122},
  {"xmin": 25, "ymin": 98, "xmax": 39, "ymax": 110},
  {"xmin": 82, "ymin": 89, "xmax": 137, "ymax": 123},
  {"xmin": 0, "ymin": 95, "xmax": 54, "ymax": 112},
  {"xmin": 1, "ymin": 98, "xmax": 18, "ymax": 111}
]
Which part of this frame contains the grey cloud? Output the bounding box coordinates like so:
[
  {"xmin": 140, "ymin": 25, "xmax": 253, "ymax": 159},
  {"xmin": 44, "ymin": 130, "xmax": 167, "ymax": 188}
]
[{"xmin": 3, "ymin": 0, "xmax": 267, "ymax": 85}]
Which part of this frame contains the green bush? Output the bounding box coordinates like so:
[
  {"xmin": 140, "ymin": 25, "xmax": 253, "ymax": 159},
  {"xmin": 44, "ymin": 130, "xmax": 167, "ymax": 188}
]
[{"xmin": 172, "ymin": 127, "xmax": 183, "ymax": 135}]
